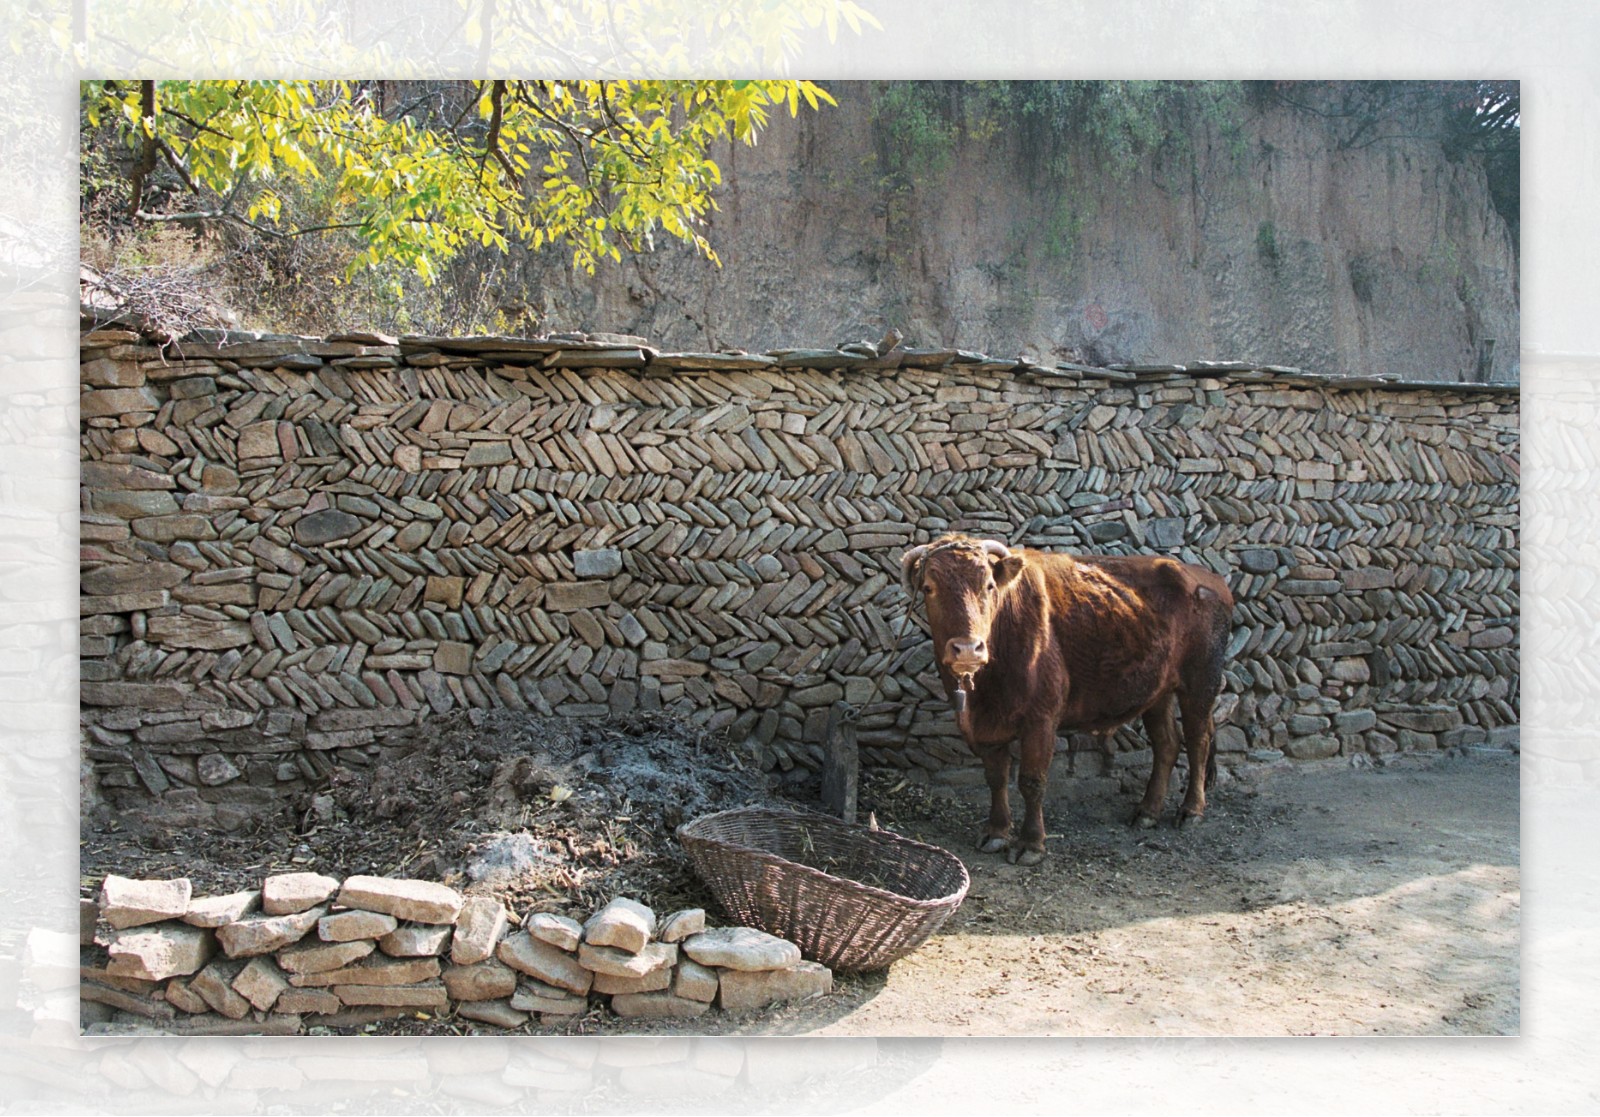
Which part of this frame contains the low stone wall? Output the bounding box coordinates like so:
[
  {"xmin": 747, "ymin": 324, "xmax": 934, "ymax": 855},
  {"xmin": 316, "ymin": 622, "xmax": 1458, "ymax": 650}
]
[
  {"xmin": 79, "ymin": 326, "xmax": 1520, "ymax": 824},
  {"xmin": 83, "ymin": 873, "xmax": 829, "ymax": 1033}
]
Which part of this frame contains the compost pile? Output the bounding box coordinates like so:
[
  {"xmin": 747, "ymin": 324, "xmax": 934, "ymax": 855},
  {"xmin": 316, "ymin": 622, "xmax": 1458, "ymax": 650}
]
[{"xmin": 82, "ymin": 710, "xmax": 775, "ymax": 920}]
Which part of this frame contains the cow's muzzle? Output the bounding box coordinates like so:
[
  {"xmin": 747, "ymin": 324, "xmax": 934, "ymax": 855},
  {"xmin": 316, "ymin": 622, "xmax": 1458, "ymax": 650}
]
[{"xmin": 944, "ymin": 638, "xmax": 988, "ymax": 676}]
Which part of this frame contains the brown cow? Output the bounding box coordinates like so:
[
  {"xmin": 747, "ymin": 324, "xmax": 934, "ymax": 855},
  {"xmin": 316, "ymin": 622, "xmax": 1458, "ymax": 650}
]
[{"xmin": 900, "ymin": 534, "xmax": 1235, "ymax": 864}]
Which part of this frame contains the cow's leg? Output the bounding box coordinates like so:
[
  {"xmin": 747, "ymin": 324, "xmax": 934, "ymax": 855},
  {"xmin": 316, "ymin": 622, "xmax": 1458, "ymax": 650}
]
[
  {"xmin": 1132, "ymin": 695, "xmax": 1180, "ymax": 828},
  {"xmin": 976, "ymin": 743, "xmax": 1012, "ymax": 854},
  {"xmin": 1007, "ymin": 722, "xmax": 1055, "ymax": 865},
  {"xmin": 1176, "ymin": 691, "xmax": 1219, "ymax": 827},
  {"xmin": 1175, "ymin": 622, "xmax": 1229, "ymax": 826}
]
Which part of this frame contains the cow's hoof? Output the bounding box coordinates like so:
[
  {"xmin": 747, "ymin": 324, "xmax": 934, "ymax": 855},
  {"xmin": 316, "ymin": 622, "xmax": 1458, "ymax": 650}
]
[
  {"xmin": 1130, "ymin": 811, "xmax": 1159, "ymax": 829},
  {"xmin": 1176, "ymin": 811, "xmax": 1204, "ymax": 829},
  {"xmin": 1006, "ymin": 846, "xmax": 1045, "ymax": 867},
  {"xmin": 977, "ymin": 836, "xmax": 1009, "ymax": 854}
]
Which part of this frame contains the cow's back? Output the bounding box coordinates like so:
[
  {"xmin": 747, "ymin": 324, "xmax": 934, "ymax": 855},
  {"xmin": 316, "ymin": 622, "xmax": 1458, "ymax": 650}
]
[{"xmin": 1023, "ymin": 550, "xmax": 1232, "ymax": 730}]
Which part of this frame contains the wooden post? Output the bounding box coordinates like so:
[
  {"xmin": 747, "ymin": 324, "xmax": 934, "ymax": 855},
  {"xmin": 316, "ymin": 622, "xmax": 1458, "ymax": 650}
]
[{"xmin": 820, "ymin": 700, "xmax": 859, "ymax": 824}]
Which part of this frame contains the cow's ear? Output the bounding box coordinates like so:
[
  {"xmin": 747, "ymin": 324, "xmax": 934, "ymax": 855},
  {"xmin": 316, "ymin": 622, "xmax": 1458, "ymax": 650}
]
[{"xmin": 993, "ymin": 553, "xmax": 1025, "ymax": 589}]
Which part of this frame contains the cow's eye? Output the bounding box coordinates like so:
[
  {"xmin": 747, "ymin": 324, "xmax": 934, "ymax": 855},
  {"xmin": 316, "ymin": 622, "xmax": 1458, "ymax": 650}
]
[{"xmin": 922, "ymin": 583, "xmax": 935, "ymax": 596}]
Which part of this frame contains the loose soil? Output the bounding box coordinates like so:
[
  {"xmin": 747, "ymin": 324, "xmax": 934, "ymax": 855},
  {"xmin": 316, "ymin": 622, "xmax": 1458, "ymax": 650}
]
[{"xmin": 81, "ymin": 713, "xmax": 1518, "ymax": 1037}]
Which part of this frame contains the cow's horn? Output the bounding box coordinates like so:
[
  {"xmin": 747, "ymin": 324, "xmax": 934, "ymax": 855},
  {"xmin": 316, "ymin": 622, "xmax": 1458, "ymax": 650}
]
[
  {"xmin": 980, "ymin": 539, "xmax": 1012, "ymax": 559},
  {"xmin": 900, "ymin": 544, "xmax": 932, "ymax": 596}
]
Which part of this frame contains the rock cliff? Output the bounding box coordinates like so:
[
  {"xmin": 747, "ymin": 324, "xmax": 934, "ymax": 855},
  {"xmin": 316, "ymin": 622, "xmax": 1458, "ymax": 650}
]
[{"xmin": 512, "ymin": 83, "xmax": 1518, "ymax": 383}]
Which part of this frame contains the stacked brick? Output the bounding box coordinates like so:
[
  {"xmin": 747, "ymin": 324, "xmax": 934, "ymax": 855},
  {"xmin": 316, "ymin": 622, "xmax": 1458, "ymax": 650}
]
[
  {"xmin": 82, "ymin": 874, "xmax": 832, "ymax": 1032},
  {"xmin": 78, "ymin": 327, "xmax": 1520, "ymax": 824}
]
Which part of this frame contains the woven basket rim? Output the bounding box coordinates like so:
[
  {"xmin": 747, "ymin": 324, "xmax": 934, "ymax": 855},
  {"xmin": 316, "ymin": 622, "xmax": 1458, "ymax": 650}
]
[{"xmin": 677, "ymin": 805, "xmax": 971, "ymax": 910}]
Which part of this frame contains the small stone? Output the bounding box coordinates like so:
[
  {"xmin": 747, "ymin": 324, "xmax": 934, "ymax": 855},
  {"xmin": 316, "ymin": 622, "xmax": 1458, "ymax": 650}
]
[
  {"xmin": 497, "ymin": 931, "xmax": 593, "ymax": 996},
  {"xmin": 578, "ymin": 940, "xmax": 676, "ymax": 979},
  {"xmin": 433, "ymin": 641, "xmax": 474, "ymax": 674},
  {"xmin": 195, "ymin": 753, "xmax": 241, "ymax": 786},
  {"xmin": 458, "ymin": 1000, "xmax": 529, "ymax": 1029},
  {"xmin": 189, "ymin": 959, "xmax": 252, "ymax": 1019},
  {"xmin": 162, "ymin": 976, "xmax": 210, "ymax": 1014},
  {"xmin": 543, "ymin": 581, "xmax": 611, "ymax": 611},
  {"xmin": 80, "ymin": 386, "xmax": 159, "ymax": 418},
  {"xmin": 525, "ymin": 912, "xmax": 582, "ymax": 952},
  {"xmin": 274, "ymin": 988, "xmax": 342, "ymax": 1015},
  {"xmin": 294, "ymin": 509, "xmax": 362, "ymax": 545},
  {"xmin": 106, "ymin": 923, "xmax": 216, "ymax": 981},
  {"xmin": 1334, "ymin": 709, "xmax": 1379, "ymax": 734},
  {"xmin": 1384, "ymin": 707, "xmax": 1464, "ymax": 733},
  {"xmin": 318, "ymin": 910, "xmax": 399, "ymax": 942},
  {"xmin": 1288, "ymin": 714, "xmax": 1332, "ymax": 736},
  {"xmin": 1144, "ymin": 517, "xmax": 1185, "ymax": 549},
  {"xmin": 1329, "ymin": 658, "xmax": 1371, "ymax": 684},
  {"xmin": 262, "ymin": 872, "xmax": 341, "ymax": 915},
  {"xmin": 451, "ymin": 896, "xmax": 509, "ymax": 965},
  {"xmin": 334, "ymin": 981, "xmax": 449, "ymax": 1009},
  {"xmin": 583, "ymin": 897, "xmax": 657, "ymax": 954},
  {"xmin": 674, "ymin": 959, "xmax": 720, "ymax": 1003},
  {"xmin": 1397, "ymin": 729, "xmax": 1439, "ymax": 752},
  {"xmin": 717, "ymin": 961, "xmax": 833, "ymax": 1013},
  {"xmin": 591, "ymin": 966, "xmax": 673, "ymax": 996},
  {"xmin": 80, "ymin": 562, "xmax": 186, "ymax": 596},
  {"xmin": 443, "ymin": 959, "xmax": 519, "ymax": 1001},
  {"xmin": 288, "ymin": 955, "xmax": 441, "ymax": 988},
  {"xmin": 657, "ymin": 909, "xmax": 706, "ymax": 944},
  {"xmin": 1238, "ymin": 548, "xmax": 1282, "ymax": 575},
  {"xmin": 277, "ymin": 938, "xmax": 377, "ymax": 975},
  {"xmin": 425, "ymin": 575, "xmax": 465, "ymax": 607},
  {"xmin": 132, "ymin": 514, "xmax": 218, "ymax": 545},
  {"xmin": 611, "ymin": 992, "xmax": 712, "ymax": 1019},
  {"xmin": 616, "ymin": 613, "xmax": 648, "ymax": 645},
  {"xmin": 100, "ymin": 875, "xmax": 192, "ymax": 929},
  {"xmin": 89, "ymin": 489, "xmax": 180, "ymax": 518},
  {"xmin": 378, "ymin": 922, "xmax": 453, "ymax": 957},
  {"xmin": 463, "ymin": 441, "xmax": 514, "ymax": 467},
  {"xmin": 1214, "ymin": 725, "xmax": 1248, "ymax": 752},
  {"xmin": 183, "ymin": 890, "xmax": 261, "ymax": 929},
  {"xmin": 232, "ymin": 955, "xmax": 290, "ymax": 1012},
  {"xmin": 1283, "ymin": 735, "xmax": 1340, "ymax": 760},
  {"xmin": 573, "ymin": 548, "xmax": 623, "ymax": 578},
  {"xmin": 338, "ymin": 875, "xmax": 463, "ymax": 924},
  {"xmin": 237, "ymin": 421, "xmax": 281, "ymax": 458},
  {"xmin": 682, "ymin": 926, "xmax": 802, "ymax": 972},
  {"xmin": 509, "ymin": 979, "xmax": 588, "ymax": 1015},
  {"xmin": 1469, "ymin": 627, "xmax": 1515, "ymax": 649},
  {"xmin": 216, "ymin": 905, "xmax": 326, "ymax": 958}
]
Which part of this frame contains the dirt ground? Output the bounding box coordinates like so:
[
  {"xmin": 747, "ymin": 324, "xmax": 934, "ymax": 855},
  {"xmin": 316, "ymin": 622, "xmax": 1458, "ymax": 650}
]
[
  {"xmin": 82, "ymin": 718, "xmax": 1519, "ymax": 1038},
  {"xmin": 798, "ymin": 750, "xmax": 1520, "ymax": 1037},
  {"xmin": 598, "ymin": 748, "xmax": 1519, "ymax": 1039}
]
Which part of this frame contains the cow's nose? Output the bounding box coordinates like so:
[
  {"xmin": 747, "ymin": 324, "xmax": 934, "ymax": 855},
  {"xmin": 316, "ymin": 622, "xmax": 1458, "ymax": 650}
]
[{"xmin": 946, "ymin": 638, "xmax": 988, "ymax": 666}]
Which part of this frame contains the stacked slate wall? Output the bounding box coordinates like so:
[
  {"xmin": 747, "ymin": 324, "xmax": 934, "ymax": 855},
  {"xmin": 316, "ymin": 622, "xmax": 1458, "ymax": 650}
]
[{"xmin": 79, "ymin": 327, "xmax": 1520, "ymax": 825}]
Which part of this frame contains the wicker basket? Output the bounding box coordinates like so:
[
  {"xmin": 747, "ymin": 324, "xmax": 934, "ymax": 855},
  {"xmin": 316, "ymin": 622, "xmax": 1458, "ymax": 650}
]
[{"xmin": 676, "ymin": 806, "xmax": 970, "ymax": 973}]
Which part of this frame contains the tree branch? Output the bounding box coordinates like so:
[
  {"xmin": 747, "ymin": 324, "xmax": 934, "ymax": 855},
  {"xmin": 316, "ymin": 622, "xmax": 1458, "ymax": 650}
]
[
  {"xmin": 133, "ymin": 208, "xmax": 368, "ymax": 240},
  {"xmin": 478, "ymin": 79, "xmax": 518, "ymax": 184},
  {"xmin": 156, "ymin": 137, "xmax": 200, "ymax": 195},
  {"xmin": 128, "ymin": 80, "xmax": 159, "ymax": 217}
]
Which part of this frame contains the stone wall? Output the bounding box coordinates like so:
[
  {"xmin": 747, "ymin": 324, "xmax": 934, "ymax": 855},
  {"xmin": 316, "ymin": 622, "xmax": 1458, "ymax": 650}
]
[
  {"xmin": 84, "ymin": 873, "xmax": 829, "ymax": 1033},
  {"xmin": 79, "ymin": 326, "xmax": 1520, "ymax": 822}
]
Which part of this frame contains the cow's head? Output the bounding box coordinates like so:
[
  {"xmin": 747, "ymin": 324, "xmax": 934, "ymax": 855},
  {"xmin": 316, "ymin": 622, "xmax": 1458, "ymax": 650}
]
[{"xmin": 901, "ymin": 536, "xmax": 1026, "ymax": 681}]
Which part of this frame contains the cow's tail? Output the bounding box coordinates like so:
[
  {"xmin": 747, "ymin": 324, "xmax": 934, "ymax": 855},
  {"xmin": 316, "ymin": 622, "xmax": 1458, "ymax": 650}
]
[{"xmin": 1204, "ymin": 595, "xmax": 1233, "ymax": 792}]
